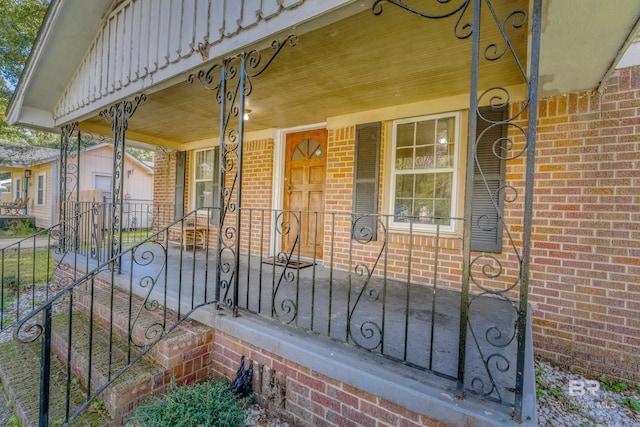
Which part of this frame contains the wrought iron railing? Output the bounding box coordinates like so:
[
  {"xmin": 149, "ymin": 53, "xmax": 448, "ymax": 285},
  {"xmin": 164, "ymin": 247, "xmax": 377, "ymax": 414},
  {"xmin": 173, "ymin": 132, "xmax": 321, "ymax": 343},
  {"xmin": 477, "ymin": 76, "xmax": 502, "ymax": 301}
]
[
  {"xmin": 10, "ymin": 208, "xmax": 215, "ymax": 426},
  {"xmin": 3, "ymin": 204, "xmax": 530, "ymax": 425},
  {"xmin": 219, "ymin": 208, "xmax": 525, "ymax": 412}
]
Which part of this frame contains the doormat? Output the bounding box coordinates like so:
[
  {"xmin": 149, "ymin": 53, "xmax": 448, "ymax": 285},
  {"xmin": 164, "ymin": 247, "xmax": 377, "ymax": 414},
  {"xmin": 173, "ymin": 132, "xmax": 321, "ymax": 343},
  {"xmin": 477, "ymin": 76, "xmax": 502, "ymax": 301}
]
[{"xmin": 263, "ymin": 256, "xmax": 314, "ymax": 269}]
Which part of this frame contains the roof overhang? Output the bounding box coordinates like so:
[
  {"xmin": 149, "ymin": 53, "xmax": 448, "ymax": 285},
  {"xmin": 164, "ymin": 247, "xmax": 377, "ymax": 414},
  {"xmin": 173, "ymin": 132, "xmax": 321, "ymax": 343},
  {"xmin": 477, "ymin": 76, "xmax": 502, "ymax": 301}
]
[
  {"xmin": 539, "ymin": 0, "xmax": 640, "ymax": 95},
  {"xmin": 7, "ymin": 0, "xmax": 640, "ymax": 144},
  {"xmin": 7, "ymin": 0, "xmax": 111, "ymax": 132}
]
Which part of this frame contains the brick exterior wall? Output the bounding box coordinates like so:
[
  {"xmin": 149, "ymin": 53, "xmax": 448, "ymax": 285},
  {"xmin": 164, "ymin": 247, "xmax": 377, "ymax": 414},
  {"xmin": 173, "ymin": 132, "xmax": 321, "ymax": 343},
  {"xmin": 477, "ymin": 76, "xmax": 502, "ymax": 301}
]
[
  {"xmin": 152, "ymin": 67, "xmax": 640, "ymax": 386},
  {"xmin": 239, "ymin": 139, "xmax": 274, "ymax": 256},
  {"xmin": 522, "ymin": 66, "xmax": 640, "ymax": 383},
  {"xmin": 152, "ymin": 151, "xmax": 177, "ymax": 229},
  {"xmin": 211, "ymin": 330, "xmax": 446, "ymax": 427}
]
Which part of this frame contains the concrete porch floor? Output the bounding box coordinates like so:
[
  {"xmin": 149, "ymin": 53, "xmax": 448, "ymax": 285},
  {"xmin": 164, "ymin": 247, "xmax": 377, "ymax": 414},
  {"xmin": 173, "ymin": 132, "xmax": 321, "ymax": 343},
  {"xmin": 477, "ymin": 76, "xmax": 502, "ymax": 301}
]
[{"xmin": 59, "ymin": 241, "xmax": 536, "ymax": 426}]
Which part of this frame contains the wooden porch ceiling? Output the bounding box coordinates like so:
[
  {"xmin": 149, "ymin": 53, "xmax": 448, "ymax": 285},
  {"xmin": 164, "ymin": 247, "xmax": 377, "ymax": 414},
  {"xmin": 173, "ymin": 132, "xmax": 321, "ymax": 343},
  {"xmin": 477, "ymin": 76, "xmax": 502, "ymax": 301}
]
[{"xmin": 78, "ymin": 2, "xmax": 528, "ymax": 148}]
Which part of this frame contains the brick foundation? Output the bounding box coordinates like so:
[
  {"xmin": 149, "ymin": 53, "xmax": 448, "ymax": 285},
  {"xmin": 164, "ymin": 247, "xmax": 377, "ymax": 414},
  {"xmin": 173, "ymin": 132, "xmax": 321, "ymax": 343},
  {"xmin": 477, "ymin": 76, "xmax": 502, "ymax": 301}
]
[{"xmin": 210, "ymin": 329, "xmax": 446, "ymax": 427}]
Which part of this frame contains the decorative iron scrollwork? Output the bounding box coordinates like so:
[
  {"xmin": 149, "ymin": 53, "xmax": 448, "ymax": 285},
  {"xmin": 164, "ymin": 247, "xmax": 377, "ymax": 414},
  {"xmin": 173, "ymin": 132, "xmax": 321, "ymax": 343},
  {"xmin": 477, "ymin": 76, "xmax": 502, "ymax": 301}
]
[
  {"xmin": 129, "ymin": 242, "xmax": 168, "ymax": 348},
  {"xmin": 189, "ymin": 36, "xmax": 296, "ymax": 313},
  {"xmin": 272, "ymin": 211, "xmax": 300, "ymax": 324},
  {"xmin": 347, "ymin": 215, "xmax": 387, "ymax": 351},
  {"xmin": 374, "ymin": 0, "xmax": 541, "ymax": 418},
  {"xmin": 373, "ymin": 0, "xmax": 473, "ymax": 39},
  {"xmin": 99, "ymin": 95, "xmax": 146, "ymax": 270}
]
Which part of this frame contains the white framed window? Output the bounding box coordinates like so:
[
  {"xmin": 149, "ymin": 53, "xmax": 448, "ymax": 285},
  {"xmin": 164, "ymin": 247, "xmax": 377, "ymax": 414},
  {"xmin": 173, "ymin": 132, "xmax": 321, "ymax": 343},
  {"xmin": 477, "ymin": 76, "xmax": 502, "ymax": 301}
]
[
  {"xmin": 193, "ymin": 147, "xmax": 219, "ymax": 211},
  {"xmin": 14, "ymin": 177, "xmax": 22, "ymax": 200},
  {"xmin": 36, "ymin": 172, "xmax": 46, "ymax": 206},
  {"xmin": 389, "ymin": 112, "xmax": 460, "ymax": 232},
  {"xmin": 94, "ymin": 173, "xmax": 113, "ymax": 202}
]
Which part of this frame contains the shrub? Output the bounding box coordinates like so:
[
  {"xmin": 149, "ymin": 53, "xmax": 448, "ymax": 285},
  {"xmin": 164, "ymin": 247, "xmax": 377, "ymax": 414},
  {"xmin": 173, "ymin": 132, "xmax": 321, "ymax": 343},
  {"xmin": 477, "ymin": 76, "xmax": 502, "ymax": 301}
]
[{"xmin": 131, "ymin": 380, "xmax": 246, "ymax": 427}]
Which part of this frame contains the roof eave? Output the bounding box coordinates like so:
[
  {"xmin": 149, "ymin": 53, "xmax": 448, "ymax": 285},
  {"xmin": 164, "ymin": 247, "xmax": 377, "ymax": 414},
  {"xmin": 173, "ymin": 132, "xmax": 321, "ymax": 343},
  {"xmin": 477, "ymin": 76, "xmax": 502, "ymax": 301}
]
[{"xmin": 6, "ymin": 0, "xmax": 64, "ymax": 128}]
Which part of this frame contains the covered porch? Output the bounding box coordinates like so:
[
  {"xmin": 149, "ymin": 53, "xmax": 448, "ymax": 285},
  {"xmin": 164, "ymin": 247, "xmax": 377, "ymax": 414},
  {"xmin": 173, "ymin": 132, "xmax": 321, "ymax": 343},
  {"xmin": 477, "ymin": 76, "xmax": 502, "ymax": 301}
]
[{"xmin": 6, "ymin": 0, "xmax": 640, "ymax": 425}]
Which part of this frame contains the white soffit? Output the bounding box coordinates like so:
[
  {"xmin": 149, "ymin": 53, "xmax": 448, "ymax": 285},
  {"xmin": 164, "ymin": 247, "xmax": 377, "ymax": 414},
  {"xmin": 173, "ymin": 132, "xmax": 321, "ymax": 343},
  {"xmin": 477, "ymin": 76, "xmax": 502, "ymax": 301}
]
[
  {"xmin": 539, "ymin": 0, "xmax": 640, "ymax": 96},
  {"xmin": 22, "ymin": 1, "xmax": 108, "ymax": 112}
]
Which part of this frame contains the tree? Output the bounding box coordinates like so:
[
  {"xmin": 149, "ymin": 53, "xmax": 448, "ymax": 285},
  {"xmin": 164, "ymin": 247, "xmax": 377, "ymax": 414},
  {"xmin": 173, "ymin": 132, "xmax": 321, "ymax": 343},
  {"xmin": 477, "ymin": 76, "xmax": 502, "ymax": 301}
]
[{"xmin": 0, "ymin": 0, "xmax": 58, "ymax": 146}]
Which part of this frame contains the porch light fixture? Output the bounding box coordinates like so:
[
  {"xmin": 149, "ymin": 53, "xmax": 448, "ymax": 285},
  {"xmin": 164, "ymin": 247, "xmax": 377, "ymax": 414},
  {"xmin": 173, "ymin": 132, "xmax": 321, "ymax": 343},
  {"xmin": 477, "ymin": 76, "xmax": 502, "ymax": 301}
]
[
  {"xmin": 24, "ymin": 169, "xmax": 32, "ymax": 178},
  {"xmin": 243, "ymin": 109, "xmax": 251, "ymax": 121}
]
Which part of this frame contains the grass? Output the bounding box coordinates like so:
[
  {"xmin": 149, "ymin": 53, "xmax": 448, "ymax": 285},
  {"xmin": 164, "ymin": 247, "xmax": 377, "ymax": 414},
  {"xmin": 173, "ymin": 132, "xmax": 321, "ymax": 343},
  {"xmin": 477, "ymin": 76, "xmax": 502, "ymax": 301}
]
[
  {"xmin": 599, "ymin": 376, "xmax": 640, "ymax": 413},
  {"xmin": 0, "ymin": 247, "xmax": 53, "ymax": 290}
]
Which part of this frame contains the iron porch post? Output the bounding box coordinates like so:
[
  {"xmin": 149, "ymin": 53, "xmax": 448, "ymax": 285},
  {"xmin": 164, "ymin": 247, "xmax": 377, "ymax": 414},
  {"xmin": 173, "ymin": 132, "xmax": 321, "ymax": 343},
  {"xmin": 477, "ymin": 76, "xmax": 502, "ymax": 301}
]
[
  {"xmin": 514, "ymin": 0, "xmax": 542, "ymax": 421},
  {"xmin": 458, "ymin": 0, "xmax": 482, "ymax": 397}
]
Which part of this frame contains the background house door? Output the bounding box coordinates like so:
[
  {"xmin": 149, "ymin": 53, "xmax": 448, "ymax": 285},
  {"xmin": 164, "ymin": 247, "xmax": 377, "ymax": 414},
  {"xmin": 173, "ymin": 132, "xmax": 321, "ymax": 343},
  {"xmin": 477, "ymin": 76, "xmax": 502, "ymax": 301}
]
[{"xmin": 283, "ymin": 129, "xmax": 327, "ymax": 259}]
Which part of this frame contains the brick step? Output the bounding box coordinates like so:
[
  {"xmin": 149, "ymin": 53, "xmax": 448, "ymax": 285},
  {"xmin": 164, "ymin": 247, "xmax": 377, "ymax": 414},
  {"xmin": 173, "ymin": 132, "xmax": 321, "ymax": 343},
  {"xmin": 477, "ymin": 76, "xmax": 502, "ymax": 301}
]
[
  {"xmin": 0, "ymin": 337, "xmax": 112, "ymax": 427},
  {"xmin": 73, "ymin": 279, "xmax": 213, "ymax": 375},
  {"xmin": 50, "ymin": 310, "xmax": 166, "ymax": 423},
  {"xmin": 0, "ymin": 276, "xmax": 215, "ymax": 427}
]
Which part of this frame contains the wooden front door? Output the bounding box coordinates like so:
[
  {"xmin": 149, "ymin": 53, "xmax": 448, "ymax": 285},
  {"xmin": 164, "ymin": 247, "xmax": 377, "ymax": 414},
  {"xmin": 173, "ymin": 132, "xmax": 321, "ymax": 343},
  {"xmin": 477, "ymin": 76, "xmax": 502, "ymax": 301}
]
[{"xmin": 283, "ymin": 129, "xmax": 327, "ymax": 259}]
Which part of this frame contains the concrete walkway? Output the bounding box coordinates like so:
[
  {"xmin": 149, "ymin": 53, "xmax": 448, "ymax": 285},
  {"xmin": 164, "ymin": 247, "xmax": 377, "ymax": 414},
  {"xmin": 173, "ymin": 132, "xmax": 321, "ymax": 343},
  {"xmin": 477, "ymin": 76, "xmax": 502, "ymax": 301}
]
[{"xmin": 0, "ymin": 235, "xmax": 54, "ymax": 249}]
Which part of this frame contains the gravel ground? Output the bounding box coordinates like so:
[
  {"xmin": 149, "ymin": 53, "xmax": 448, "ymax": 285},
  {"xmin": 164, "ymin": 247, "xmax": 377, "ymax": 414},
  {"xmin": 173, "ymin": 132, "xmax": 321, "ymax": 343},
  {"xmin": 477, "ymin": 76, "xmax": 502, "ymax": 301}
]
[
  {"xmin": 244, "ymin": 404, "xmax": 289, "ymax": 427},
  {"xmin": 536, "ymin": 360, "xmax": 640, "ymax": 427}
]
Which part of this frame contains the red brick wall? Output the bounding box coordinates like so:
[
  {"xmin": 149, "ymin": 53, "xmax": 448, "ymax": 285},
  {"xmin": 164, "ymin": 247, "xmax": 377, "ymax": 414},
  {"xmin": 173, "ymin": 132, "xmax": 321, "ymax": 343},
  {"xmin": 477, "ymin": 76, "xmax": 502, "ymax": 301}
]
[
  {"xmin": 151, "ymin": 68, "xmax": 640, "ymax": 384},
  {"xmin": 239, "ymin": 139, "xmax": 274, "ymax": 256},
  {"xmin": 152, "ymin": 151, "xmax": 177, "ymax": 229},
  {"xmin": 522, "ymin": 66, "xmax": 640, "ymax": 382},
  {"xmin": 211, "ymin": 330, "xmax": 445, "ymax": 427}
]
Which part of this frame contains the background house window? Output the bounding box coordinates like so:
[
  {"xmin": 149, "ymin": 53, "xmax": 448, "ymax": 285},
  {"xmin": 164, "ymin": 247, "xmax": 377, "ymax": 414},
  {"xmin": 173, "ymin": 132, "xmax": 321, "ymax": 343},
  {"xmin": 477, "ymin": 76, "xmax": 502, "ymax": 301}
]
[
  {"xmin": 36, "ymin": 173, "xmax": 46, "ymax": 206},
  {"xmin": 14, "ymin": 177, "xmax": 21, "ymax": 199},
  {"xmin": 391, "ymin": 113, "xmax": 459, "ymax": 231},
  {"xmin": 94, "ymin": 173, "xmax": 112, "ymax": 202},
  {"xmin": 193, "ymin": 147, "xmax": 219, "ymax": 211}
]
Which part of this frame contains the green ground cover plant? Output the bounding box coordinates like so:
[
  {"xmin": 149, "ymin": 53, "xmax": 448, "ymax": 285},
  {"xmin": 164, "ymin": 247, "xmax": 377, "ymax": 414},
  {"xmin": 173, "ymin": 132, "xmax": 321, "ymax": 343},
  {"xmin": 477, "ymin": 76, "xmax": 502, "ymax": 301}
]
[
  {"xmin": 131, "ymin": 379, "xmax": 246, "ymax": 427},
  {"xmin": 0, "ymin": 219, "xmax": 35, "ymax": 238}
]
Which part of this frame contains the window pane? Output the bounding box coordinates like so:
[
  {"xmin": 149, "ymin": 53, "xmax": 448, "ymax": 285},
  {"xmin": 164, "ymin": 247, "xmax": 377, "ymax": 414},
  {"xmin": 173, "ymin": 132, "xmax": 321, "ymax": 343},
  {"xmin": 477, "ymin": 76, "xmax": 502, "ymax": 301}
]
[
  {"xmin": 395, "ymin": 174, "xmax": 414, "ymax": 198},
  {"xmin": 414, "ymin": 199, "xmax": 433, "ymax": 224},
  {"xmin": 195, "ymin": 150, "xmax": 213, "ymax": 180},
  {"xmin": 437, "ymin": 117, "xmax": 454, "ymax": 144},
  {"xmin": 415, "ymin": 174, "xmax": 435, "ymax": 199},
  {"xmin": 395, "ymin": 148, "xmax": 414, "ymax": 170},
  {"xmin": 434, "ymin": 199, "xmax": 451, "ymax": 225},
  {"xmin": 396, "ymin": 123, "xmax": 414, "ymax": 148},
  {"xmin": 415, "ymin": 146, "xmax": 434, "ymax": 169},
  {"xmin": 416, "ymin": 120, "xmax": 435, "ymax": 147},
  {"xmin": 195, "ymin": 181, "xmax": 213, "ymax": 209},
  {"xmin": 435, "ymin": 173, "xmax": 452, "ymax": 199},
  {"xmin": 309, "ymin": 140, "xmax": 323, "ymax": 158},
  {"xmin": 394, "ymin": 198, "xmax": 412, "ymax": 222}
]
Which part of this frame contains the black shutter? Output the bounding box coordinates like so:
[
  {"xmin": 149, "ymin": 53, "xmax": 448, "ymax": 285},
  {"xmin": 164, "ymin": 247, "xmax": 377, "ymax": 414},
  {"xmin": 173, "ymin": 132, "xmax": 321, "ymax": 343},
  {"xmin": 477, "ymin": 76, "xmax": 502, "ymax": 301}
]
[
  {"xmin": 210, "ymin": 146, "xmax": 220, "ymax": 225},
  {"xmin": 174, "ymin": 151, "xmax": 186, "ymax": 220},
  {"xmin": 352, "ymin": 122, "xmax": 381, "ymax": 241},
  {"xmin": 470, "ymin": 106, "xmax": 507, "ymax": 253}
]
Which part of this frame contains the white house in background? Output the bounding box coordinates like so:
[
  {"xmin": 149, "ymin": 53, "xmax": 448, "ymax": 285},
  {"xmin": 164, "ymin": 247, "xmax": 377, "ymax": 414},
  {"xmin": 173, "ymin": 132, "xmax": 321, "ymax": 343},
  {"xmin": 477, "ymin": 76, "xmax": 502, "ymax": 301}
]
[{"xmin": 0, "ymin": 142, "xmax": 153, "ymax": 228}]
